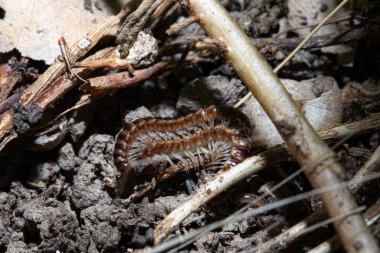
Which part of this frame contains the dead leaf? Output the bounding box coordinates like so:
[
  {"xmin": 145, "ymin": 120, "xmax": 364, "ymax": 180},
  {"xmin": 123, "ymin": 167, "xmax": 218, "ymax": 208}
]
[{"xmin": 0, "ymin": 0, "xmax": 120, "ymax": 64}]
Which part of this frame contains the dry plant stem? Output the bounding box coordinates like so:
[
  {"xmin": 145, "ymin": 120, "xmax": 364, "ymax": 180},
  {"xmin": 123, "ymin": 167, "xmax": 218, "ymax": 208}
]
[
  {"xmin": 234, "ymin": 0, "xmax": 350, "ymax": 107},
  {"xmin": 274, "ymin": 13, "xmax": 353, "ymax": 38},
  {"xmin": 256, "ymin": 209, "xmax": 329, "ymax": 253},
  {"xmin": 58, "ymin": 37, "xmax": 88, "ymax": 84},
  {"xmin": 275, "ymin": 0, "xmax": 350, "ymax": 71},
  {"xmin": 148, "ymin": 0, "xmax": 179, "ymax": 35},
  {"xmin": 308, "ymin": 199, "xmax": 380, "ymax": 253},
  {"xmin": 319, "ymin": 112, "xmax": 380, "ymax": 141},
  {"xmin": 75, "ymin": 49, "xmax": 135, "ymax": 70},
  {"xmin": 153, "ymin": 113, "xmax": 380, "ymax": 244},
  {"xmin": 253, "ymin": 24, "xmax": 376, "ymax": 52},
  {"xmin": 0, "ymin": 111, "xmax": 14, "ymax": 147},
  {"xmin": 116, "ymin": 0, "xmax": 156, "ymax": 43},
  {"xmin": 166, "ymin": 16, "xmax": 199, "ymax": 35},
  {"xmin": 0, "ymin": 88, "xmax": 24, "ymax": 115},
  {"xmin": 350, "ymin": 144, "xmax": 380, "ymax": 193},
  {"xmin": 83, "ymin": 62, "xmax": 170, "ymax": 97},
  {"xmin": 151, "ymin": 0, "xmax": 176, "ymax": 21},
  {"xmin": 0, "ymin": 71, "xmax": 22, "ymax": 103},
  {"xmin": 33, "ymin": 48, "xmax": 115, "ymax": 109},
  {"xmin": 160, "ymin": 24, "xmax": 376, "ymax": 58},
  {"xmin": 19, "ymin": 11, "xmax": 127, "ymax": 105},
  {"xmin": 177, "ymin": 1, "xmax": 378, "ymax": 252}
]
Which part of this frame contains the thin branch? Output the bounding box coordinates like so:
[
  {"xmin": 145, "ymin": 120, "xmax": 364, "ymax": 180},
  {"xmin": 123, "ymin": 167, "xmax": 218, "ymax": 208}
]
[
  {"xmin": 253, "ymin": 24, "xmax": 376, "ymax": 52},
  {"xmin": 350, "ymin": 143, "xmax": 380, "ymax": 193},
  {"xmin": 166, "ymin": 16, "xmax": 200, "ymax": 35},
  {"xmin": 33, "ymin": 48, "xmax": 115, "ymax": 109},
  {"xmin": 82, "ymin": 62, "xmax": 171, "ymax": 97},
  {"xmin": 159, "ymin": 24, "xmax": 377, "ymax": 61}
]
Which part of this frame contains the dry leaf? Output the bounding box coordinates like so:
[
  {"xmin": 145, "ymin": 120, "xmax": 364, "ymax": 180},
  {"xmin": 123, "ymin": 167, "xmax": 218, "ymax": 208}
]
[{"xmin": 0, "ymin": 0, "xmax": 120, "ymax": 64}]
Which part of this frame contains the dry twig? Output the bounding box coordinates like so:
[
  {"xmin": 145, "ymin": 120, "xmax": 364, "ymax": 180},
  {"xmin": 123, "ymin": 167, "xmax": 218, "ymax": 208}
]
[
  {"xmin": 161, "ymin": 24, "xmax": 377, "ymax": 57},
  {"xmin": 82, "ymin": 62, "xmax": 171, "ymax": 97},
  {"xmin": 33, "ymin": 47, "xmax": 115, "ymax": 109}
]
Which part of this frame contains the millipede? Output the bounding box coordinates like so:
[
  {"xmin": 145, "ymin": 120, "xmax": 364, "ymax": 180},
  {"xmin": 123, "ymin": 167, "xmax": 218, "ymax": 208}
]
[{"xmin": 113, "ymin": 105, "xmax": 254, "ymax": 194}]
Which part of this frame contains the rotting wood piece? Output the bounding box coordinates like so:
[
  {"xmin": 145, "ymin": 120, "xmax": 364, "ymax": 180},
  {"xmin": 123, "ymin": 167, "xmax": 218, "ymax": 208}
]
[{"xmin": 116, "ymin": 0, "xmax": 164, "ymax": 58}]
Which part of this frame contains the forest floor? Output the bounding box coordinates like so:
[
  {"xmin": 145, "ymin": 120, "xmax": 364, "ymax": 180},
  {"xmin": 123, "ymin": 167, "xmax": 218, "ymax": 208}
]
[{"xmin": 0, "ymin": 0, "xmax": 379, "ymax": 252}]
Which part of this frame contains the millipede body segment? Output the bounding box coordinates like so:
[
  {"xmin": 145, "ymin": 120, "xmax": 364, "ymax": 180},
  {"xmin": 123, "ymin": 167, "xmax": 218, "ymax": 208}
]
[{"xmin": 113, "ymin": 105, "xmax": 253, "ymax": 183}]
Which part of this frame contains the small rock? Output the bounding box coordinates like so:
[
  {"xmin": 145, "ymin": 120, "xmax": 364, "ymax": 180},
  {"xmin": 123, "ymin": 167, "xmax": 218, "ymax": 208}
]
[
  {"xmin": 177, "ymin": 75, "xmax": 246, "ymax": 112},
  {"xmin": 68, "ymin": 107, "xmax": 94, "ymax": 142},
  {"xmin": 27, "ymin": 162, "xmax": 60, "ymax": 190},
  {"xmin": 124, "ymin": 106, "xmax": 155, "ymax": 123},
  {"xmin": 58, "ymin": 143, "xmax": 80, "ymax": 172},
  {"xmin": 150, "ymin": 102, "xmax": 178, "ymax": 118},
  {"xmin": 69, "ymin": 163, "xmax": 111, "ymax": 209},
  {"xmin": 126, "ymin": 31, "xmax": 158, "ymax": 68},
  {"xmin": 78, "ymin": 134, "xmax": 118, "ymax": 183},
  {"xmin": 81, "ymin": 204, "xmax": 121, "ymax": 252},
  {"xmin": 6, "ymin": 232, "xmax": 29, "ymax": 253},
  {"xmin": 17, "ymin": 198, "xmax": 78, "ymax": 251}
]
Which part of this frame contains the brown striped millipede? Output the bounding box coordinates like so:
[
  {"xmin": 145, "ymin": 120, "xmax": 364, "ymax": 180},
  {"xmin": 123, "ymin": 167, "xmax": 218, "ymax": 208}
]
[{"xmin": 113, "ymin": 105, "xmax": 254, "ymax": 194}]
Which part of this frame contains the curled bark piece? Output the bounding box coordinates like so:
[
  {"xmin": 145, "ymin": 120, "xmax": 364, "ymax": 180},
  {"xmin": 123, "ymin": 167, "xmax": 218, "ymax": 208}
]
[
  {"xmin": 243, "ymin": 76, "xmax": 343, "ymax": 148},
  {"xmin": 21, "ymin": 117, "xmax": 68, "ymax": 152}
]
